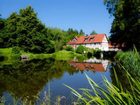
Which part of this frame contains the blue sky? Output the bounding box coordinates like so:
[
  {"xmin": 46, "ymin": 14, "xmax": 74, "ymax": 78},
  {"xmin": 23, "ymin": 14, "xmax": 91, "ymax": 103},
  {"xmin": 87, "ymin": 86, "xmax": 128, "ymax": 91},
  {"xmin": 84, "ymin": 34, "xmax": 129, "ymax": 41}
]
[{"xmin": 0, "ymin": 0, "xmax": 113, "ymax": 35}]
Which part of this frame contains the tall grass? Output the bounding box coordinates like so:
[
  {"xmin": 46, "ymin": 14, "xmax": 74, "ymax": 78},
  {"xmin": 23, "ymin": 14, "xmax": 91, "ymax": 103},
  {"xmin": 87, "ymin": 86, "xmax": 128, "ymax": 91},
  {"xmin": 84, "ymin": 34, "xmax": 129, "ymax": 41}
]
[
  {"xmin": 66, "ymin": 69, "xmax": 140, "ymax": 105},
  {"xmin": 115, "ymin": 48, "xmax": 140, "ymax": 81},
  {"xmin": 115, "ymin": 48, "xmax": 140, "ymax": 72}
]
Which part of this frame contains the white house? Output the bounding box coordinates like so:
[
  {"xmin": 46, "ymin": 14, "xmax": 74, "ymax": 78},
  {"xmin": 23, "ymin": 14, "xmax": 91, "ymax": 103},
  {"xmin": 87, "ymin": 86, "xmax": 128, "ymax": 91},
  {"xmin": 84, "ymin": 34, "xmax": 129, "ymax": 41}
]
[{"xmin": 68, "ymin": 34, "xmax": 109, "ymax": 51}]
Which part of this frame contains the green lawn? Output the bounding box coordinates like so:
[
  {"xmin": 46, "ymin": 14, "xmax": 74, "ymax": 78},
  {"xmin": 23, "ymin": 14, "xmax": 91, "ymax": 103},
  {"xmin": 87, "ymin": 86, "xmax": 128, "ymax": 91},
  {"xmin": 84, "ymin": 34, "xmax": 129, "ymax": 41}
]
[
  {"xmin": 22, "ymin": 52, "xmax": 52, "ymax": 60},
  {"xmin": 0, "ymin": 48, "xmax": 14, "ymax": 64},
  {"xmin": 53, "ymin": 50, "xmax": 82, "ymax": 60},
  {"xmin": 0, "ymin": 48, "xmax": 83, "ymax": 64}
]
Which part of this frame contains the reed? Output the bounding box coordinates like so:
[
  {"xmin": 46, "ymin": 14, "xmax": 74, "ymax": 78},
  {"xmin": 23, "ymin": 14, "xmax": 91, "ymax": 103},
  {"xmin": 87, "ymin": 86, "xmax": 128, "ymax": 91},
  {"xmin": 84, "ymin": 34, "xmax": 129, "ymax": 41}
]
[
  {"xmin": 65, "ymin": 69, "xmax": 140, "ymax": 105},
  {"xmin": 115, "ymin": 48, "xmax": 140, "ymax": 81}
]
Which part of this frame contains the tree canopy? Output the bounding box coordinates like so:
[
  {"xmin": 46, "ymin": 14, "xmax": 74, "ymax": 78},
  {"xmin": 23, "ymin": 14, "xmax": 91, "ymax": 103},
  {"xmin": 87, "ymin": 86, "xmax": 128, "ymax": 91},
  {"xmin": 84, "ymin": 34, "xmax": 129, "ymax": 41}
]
[
  {"xmin": 0, "ymin": 6, "xmax": 84, "ymax": 53},
  {"xmin": 90, "ymin": 30, "xmax": 97, "ymax": 35},
  {"xmin": 0, "ymin": 6, "xmax": 54, "ymax": 53},
  {"xmin": 104, "ymin": 0, "xmax": 140, "ymax": 50}
]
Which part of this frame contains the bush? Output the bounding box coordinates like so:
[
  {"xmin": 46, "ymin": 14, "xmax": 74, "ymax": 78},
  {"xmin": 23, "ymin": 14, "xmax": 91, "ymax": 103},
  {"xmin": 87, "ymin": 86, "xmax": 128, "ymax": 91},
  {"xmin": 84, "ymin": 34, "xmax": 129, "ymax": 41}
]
[
  {"xmin": 93, "ymin": 49, "xmax": 101, "ymax": 58},
  {"xmin": 87, "ymin": 52, "xmax": 92, "ymax": 58},
  {"xmin": 65, "ymin": 45, "xmax": 74, "ymax": 51},
  {"xmin": 76, "ymin": 45, "xmax": 87, "ymax": 54},
  {"xmin": 0, "ymin": 55, "xmax": 4, "ymax": 61},
  {"xmin": 12, "ymin": 46, "xmax": 21, "ymax": 54},
  {"xmin": 11, "ymin": 47, "xmax": 21, "ymax": 60},
  {"xmin": 86, "ymin": 48, "xmax": 94, "ymax": 58}
]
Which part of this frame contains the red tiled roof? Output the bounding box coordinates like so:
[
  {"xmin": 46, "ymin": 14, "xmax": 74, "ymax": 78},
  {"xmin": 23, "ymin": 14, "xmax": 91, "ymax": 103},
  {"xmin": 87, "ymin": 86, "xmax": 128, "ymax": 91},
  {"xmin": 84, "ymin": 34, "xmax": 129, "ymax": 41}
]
[
  {"xmin": 93, "ymin": 34, "xmax": 105, "ymax": 43},
  {"xmin": 68, "ymin": 34, "xmax": 106, "ymax": 45},
  {"xmin": 67, "ymin": 36, "xmax": 85, "ymax": 45}
]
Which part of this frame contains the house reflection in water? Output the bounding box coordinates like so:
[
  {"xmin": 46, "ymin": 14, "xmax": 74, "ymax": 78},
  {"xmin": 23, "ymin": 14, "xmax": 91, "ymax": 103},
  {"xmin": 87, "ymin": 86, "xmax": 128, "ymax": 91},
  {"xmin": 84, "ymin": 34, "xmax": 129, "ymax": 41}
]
[{"xmin": 69, "ymin": 58, "xmax": 110, "ymax": 72}]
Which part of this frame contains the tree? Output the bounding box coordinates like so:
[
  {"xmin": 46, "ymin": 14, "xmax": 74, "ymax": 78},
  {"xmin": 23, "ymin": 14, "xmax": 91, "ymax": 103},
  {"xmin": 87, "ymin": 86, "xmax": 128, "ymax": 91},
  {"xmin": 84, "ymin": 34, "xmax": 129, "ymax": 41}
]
[
  {"xmin": 47, "ymin": 28, "xmax": 66, "ymax": 52},
  {"xmin": 67, "ymin": 28, "xmax": 79, "ymax": 39},
  {"xmin": 90, "ymin": 30, "xmax": 97, "ymax": 35},
  {"xmin": 79, "ymin": 29, "xmax": 85, "ymax": 35},
  {"xmin": 0, "ymin": 6, "xmax": 54, "ymax": 53},
  {"xmin": 0, "ymin": 6, "xmax": 86, "ymax": 53},
  {"xmin": 0, "ymin": 17, "xmax": 9, "ymax": 47},
  {"xmin": 104, "ymin": 0, "xmax": 140, "ymax": 50},
  {"xmin": 0, "ymin": 18, "xmax": 5, "ymax": 30}
]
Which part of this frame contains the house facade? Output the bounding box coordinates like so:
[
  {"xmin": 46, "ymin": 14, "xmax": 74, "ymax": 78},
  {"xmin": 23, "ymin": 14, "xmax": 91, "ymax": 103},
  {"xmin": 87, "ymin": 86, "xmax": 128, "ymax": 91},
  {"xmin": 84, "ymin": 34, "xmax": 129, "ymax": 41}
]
[{"xmin": 67, "ymin": 34, "xmax": 109, "ymax": 51}]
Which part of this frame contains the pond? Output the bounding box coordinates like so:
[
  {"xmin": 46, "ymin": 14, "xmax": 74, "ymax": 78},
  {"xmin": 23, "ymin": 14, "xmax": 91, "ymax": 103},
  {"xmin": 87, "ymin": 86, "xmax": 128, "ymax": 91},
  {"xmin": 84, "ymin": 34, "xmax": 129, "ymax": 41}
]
[{"xmin": 0, "ymin": 58, "xmax": 113, "ymax": 105}]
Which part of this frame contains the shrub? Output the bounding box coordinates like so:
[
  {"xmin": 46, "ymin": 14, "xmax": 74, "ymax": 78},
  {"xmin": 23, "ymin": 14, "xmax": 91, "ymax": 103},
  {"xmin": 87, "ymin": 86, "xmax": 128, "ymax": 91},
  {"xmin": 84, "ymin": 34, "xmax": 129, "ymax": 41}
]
[
  {"xmin": 86, "ymin": 48, "xmax": 94, "ymax": 58},
  {"xmin": 11, "ymin": 47, "xmax": 21, "ymax": 60},
  {"xmin": 12, "ymin": 46, "xmax": 21, "ymax": 54},
  {"xmin": 87, "ymin": 52, "xmax": 92, "ymax": 58},
  {"xmin": 76, "ymin": 45, "xmax": 87, "ymax": 54},
  {"xmin": 65, "ymin": 45, "xmax": 74, "ymax": 51},
  {"xmin": 93, "ymin": 49, "xmax": 101, "ymax": 58},
  {"xmin": 0, "ymin": 55, "xmax": 4, "ymax": 61}
]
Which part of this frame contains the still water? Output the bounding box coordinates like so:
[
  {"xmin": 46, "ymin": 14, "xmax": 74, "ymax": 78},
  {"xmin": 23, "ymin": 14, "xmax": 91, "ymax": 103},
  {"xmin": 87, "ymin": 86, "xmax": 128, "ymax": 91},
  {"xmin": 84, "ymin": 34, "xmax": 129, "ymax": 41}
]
[{"xmin": 0, "ymin": 58, "xmax": 112, "ymax": 105}]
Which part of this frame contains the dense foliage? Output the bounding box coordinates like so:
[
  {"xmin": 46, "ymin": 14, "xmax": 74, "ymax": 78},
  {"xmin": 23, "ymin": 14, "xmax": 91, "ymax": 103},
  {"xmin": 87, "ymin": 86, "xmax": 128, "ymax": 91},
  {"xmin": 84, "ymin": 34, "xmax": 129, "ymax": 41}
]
[
  {"xmin": 104, "ymin": 0, "xmax": 140, "ymax": 50},
  {"xmin": 115, "ymin": 49, "xmax": 140, "ymax": 81},
  {"xmin": 90, "ymin": 30, "xmax": 97, "ymax": 35},
  {"xmin": 0, "ymin": 6, "xmax": 53, "ymax": 53},
  {"xmin": 76, "ymin": 45, "xmax": 87, "ymax": 54},
  {"xmin": 0, "ymin": 6, "xmax": 84, "ymax": 53},
  {"xmin": 64, "ymin": 45, "xmax": 74, "ymax": 51}
]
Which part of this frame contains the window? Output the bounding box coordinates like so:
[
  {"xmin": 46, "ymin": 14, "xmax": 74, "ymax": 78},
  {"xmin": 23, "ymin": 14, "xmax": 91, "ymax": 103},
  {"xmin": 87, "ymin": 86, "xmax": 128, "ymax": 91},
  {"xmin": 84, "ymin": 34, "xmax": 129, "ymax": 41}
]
[{"xmin": 84, "ymin": 38, "xmax": 88, "ymax": 41}]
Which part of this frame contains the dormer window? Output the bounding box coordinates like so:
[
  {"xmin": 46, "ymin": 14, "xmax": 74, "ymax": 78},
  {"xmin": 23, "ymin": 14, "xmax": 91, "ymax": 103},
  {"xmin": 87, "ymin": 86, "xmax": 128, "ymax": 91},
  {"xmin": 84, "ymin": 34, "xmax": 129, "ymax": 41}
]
[
  {"xmin": 85, "ymin": 38, "xmax": 88, "ymax": 40},
  {"xmin": 84, "ymin": 37, "xmax": 89, "ymax": 41},
  {"xmin": 90, "ymin": 37, "xmax": 94, "ymax": 40}
]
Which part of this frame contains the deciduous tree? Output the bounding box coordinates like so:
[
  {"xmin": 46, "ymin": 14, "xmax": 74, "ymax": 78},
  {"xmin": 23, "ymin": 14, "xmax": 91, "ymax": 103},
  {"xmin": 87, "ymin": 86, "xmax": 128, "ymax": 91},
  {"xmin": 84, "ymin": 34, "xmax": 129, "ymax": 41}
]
[{"xmin": 104, "ymin": 0, "xmax": 140, "ymax": 50}]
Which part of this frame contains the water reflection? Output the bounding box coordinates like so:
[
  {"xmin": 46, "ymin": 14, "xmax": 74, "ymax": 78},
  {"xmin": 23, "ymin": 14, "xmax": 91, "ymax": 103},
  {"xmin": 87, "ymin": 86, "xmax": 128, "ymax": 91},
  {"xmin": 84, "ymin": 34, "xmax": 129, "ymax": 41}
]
[
  {"xmin": 70, "ymin": 58, "xmax": 109, "ymax": 72},
  {"xmin": 0, "ymin": 58, "xmax": 111, "ymax": 104}
]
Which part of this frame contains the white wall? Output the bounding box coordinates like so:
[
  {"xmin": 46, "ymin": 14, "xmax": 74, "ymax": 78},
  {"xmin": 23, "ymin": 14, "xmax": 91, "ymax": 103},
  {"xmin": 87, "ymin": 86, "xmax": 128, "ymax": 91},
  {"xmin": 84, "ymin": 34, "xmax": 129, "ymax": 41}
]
[
  {"xmin": 69, "ymin": 36, "xmax": 109, "ymax": 51},
  {"xmin": 101, "ymin": 36, "xmax": 109, "ymax": 51}
]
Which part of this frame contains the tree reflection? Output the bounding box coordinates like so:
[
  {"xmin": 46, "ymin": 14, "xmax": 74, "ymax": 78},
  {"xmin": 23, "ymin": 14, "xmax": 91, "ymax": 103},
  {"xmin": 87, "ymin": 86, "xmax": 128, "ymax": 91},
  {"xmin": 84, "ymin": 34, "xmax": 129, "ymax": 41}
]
[
  {"xmin": 0, "ymin": 58, "xmax": 110, "ymax": 104},
  {"xmin": 0, "ymin": 58, "xmax": 76, "ymax": 103}
]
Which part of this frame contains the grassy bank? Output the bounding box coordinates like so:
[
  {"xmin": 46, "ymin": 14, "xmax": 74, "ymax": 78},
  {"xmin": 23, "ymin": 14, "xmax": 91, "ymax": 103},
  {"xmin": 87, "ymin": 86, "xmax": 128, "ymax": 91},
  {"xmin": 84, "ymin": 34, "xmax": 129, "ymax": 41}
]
[
  {"xmin": 23, "ymin": 50, "xmax": 83, "ymax": 61},
  {"xmin": 0, "ymin": 48, "xmax": 20, "ymax": 64},
  {"xmin": 0, "ymin": 48, "xmax": 84, "ymax": 64}
]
